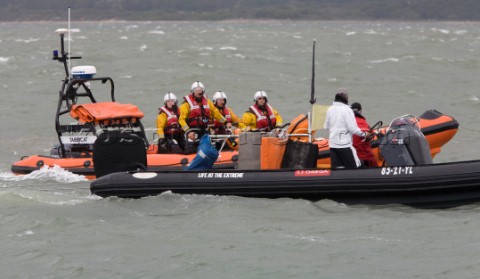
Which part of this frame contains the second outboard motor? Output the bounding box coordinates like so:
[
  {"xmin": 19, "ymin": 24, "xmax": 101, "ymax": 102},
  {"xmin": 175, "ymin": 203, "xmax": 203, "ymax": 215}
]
[{"xmin": 379, "ymin": 117, "xmax": 433, "ymax": 166}]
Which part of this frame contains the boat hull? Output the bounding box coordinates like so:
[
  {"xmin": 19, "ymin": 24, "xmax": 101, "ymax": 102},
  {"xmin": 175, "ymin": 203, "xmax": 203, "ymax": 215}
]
[
  {"xmin": 90, "ymin": 160, "xmax": 480, "ymax": 209},
  {"xmin": 11, "ymin": 155, "xmax": 97, "ymax": 179},
  {"xmin": 11, "ymin": 151, "xmax": 238, "ymax": 179}
]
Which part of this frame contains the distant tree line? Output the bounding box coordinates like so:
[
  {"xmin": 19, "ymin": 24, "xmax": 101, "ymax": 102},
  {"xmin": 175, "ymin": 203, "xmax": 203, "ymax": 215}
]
[{"xmin": 1, "ymin": 0, "xmax": 480, "ymax": 21}]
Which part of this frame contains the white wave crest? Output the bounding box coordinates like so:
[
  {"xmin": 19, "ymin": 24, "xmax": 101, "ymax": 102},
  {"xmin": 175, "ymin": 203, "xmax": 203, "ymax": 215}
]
[
  {"xmin": 14, "ymin": 38, "xmax": 39, "ymax": 43},
  {"xmin": 431, "ymin": 28, "xmax": 450, "ymax": 34},
  {"xmin": 0, "ymin": 165, "xmax": 87, "ymax": 183},
  {"xmin": 370, "ymin": 57, "xmax": 400, "ymax": 64},
  {"xmin": 234, "ymin": 53, "xmax": 246, "ymax": 59},
  {"xmin": 220, "ymin": 46, "xmax": 237, "ymax": 50},
  {"xmin": 148, "ymin": 30, "xmax": 165, "ymax": 35},
  {"xmin": 0, "ymin": 57, "xmax": 10, "ymax": 64},
  {"xmin": 17, "ymin": 230, "xmax": 34, "ymax": 237},
  {"xmin": 16, "ymin": 192, "xmax": 95, "ymax": 206}
]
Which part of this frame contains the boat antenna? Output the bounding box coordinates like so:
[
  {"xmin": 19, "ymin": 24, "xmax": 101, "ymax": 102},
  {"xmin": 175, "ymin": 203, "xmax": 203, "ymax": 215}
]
[
  {"xmin": 307, "ymin": 40, "xmax": 317, "ymax": 143},
  {"xmin": 310, "ymin": 40, "xmax": 316, "ymax": 105},
  {"xmin": 67, "ymin": 7, "xmax": 71, "ymax": 79},
  {"xmin": 53, "ymin": 8, "xmax": 81, "ymax": 78}
]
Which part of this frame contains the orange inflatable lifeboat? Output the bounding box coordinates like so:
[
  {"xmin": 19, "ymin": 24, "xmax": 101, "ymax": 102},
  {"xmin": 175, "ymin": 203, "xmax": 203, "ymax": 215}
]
[{"xmin": 10, "ymin": 30, "xmax": 238, "ymax": 179}]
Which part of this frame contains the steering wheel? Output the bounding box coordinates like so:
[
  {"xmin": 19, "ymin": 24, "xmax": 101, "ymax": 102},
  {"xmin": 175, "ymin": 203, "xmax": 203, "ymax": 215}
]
[
  {"xmin": 370, "ymin": 121, "xmax": 383, "ymax": 132},
  {"xmin": 368, "ymin": 121, "xmax": 383, "ymax": 141}
]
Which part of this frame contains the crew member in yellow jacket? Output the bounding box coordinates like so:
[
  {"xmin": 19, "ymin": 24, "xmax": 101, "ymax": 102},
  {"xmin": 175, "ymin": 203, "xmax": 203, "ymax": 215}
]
[
  {"xmin": 179, "ymin": 81, "xmax": 232, "ymax": 154},
  {"xmin": 211, "ymin": 91, "xmax": 245, "ymax": 133},
  {"xmin": 242, "ymin": 90, "xmax": 283, "ymax": 132},
  {"xmin": 211, "ymin": 91, "xmax": 244, "ymax": 150},
  {"xmin": 156, "ymin": 92, "xmax": 184, "ymax": 154}
]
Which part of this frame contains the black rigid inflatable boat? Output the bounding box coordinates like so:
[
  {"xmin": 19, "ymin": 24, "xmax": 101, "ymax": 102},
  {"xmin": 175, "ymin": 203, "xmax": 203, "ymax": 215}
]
[
  {"xmin": 90, "ymin": 160, "xmax": 480, "ymax": 209},
  {"xmin": 91, "ymin": 117, "xmax": 480, "ymax": 209}
]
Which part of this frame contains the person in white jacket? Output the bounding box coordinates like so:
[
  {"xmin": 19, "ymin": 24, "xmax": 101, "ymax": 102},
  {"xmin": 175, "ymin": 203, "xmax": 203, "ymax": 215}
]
[{"xmin": 324, "ymin": 89, "xmax": 370, "ymax": 169}]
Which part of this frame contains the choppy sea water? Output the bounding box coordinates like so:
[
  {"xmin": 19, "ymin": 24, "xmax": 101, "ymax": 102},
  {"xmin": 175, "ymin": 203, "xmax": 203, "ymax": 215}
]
[{"xmin": 1, "ymin": 20, "xmax": 480, "ymax": 278}]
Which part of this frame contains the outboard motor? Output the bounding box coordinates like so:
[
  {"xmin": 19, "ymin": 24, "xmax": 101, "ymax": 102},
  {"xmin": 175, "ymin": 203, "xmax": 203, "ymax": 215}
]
[
  {"xmin": 379, "ymin": 117, "xmax": 433, "ymax": 166},
  {"xmin": 93, "ymin": 130, "xmax": 147, "ymax": 177}
]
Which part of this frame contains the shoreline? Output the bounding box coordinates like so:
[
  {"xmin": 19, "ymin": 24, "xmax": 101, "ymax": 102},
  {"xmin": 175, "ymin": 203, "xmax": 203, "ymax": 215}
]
[{"xmin": 2, "ymin": 19, "xmax": 480, "ymax": 24}]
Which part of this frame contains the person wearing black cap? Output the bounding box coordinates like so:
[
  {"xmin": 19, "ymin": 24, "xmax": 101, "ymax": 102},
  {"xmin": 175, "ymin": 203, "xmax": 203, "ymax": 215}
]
[
  {"xmin": 324, "ymin": 89, "xmax": 370, "ymax": 169},
  {"xmin": 351, "ymin": 102, "xmax": 378, "ymax": 167}
]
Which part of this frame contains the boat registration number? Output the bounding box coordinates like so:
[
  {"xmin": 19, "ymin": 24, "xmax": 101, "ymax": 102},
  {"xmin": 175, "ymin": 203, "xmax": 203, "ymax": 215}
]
[
  {"xmin": 61, "ymin": 135, "xmax": 97, "ymax": 144},
  {"xmin": 381, "ymin": 166, "xmax": 413, "ymax": 176}
]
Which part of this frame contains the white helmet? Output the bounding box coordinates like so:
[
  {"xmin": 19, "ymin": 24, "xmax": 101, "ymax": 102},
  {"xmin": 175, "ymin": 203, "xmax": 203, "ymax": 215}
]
[
  {"xmin": 190, "ymin": 81, "xmax": 205, "ymax": 93},
  {"xmin": 212, "ymin": 91, "xmax": 227, "ymax": 104},
  {"xmin": 163, "ymin": 92, "xmax": 177, "ymax": 104},
  {"xmin": 253, "ymin": 90, "xmax": 268, "ymax": 102}
]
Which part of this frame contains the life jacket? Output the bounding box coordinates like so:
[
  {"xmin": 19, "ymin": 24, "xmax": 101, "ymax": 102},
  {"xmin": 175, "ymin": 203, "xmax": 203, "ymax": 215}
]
[
  {"xmin": 159, "ymin": 106, "xmax": 181, "ymax": 135},
  {"xmin": 184, "ymin": 94, "xmax": 210, "ymax": 128},
  {"xmin": 213, "ymin": 106, "xmax": 232, "ymax": 134},
  {"xmin": 353, "ymin": 111, "xmax": 376, "ymax": 165},
  {"xmin": 249, "ymin": 103, "xmax": 276, "ymax": 131}
]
